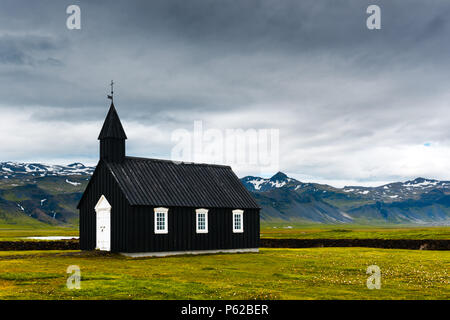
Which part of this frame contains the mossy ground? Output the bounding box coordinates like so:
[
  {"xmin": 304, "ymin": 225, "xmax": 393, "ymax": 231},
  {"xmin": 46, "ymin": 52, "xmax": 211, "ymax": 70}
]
[
  {"xmin": 260, "ymin": 224, "xmax": 450, "ymax": 240},
  {"xmin": 0, "ymin": 248, "xmax": 448, "ymax": 300},
  {"xmin": 1, "ymin": 224, "xmax": 450, "ymax": 241}
]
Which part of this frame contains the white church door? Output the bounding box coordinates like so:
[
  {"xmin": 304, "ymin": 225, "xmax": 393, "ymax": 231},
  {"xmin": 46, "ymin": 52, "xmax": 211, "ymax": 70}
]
[{"xmin": 95, "ymin": 195, "xmax": 111, "ymax": 251}]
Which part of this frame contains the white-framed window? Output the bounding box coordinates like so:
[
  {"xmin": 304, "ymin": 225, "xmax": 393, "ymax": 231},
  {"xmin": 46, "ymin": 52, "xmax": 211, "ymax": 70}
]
[
  {"xmin": 196, "ymin": 208, "xmax": 209, "ymax": 233},
  {"xmin": 232, "ymin": 209, "xmax": 244, "ymax": 233},
  {"xmin": 154, "ymin": 207, "xmax": 168, "ymax": 234}
]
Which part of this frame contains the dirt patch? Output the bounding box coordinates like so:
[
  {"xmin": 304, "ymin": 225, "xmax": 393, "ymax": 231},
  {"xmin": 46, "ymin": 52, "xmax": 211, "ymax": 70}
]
[{"xmin": 260, "ymin": 239, "xmax": 450, "ymax": 250}]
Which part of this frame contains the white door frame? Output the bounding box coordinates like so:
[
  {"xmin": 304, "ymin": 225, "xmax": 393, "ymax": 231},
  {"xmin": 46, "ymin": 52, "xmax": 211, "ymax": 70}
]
[{"xmin": 95, "ymin": 195, "xmax": 111, "ymax": 251}]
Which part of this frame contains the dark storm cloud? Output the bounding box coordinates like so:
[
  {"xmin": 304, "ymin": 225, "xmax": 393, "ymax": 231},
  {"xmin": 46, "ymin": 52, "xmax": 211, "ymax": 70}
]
[
  {"xmin": 1, "ymin": 0, "xmax": 450, "ymax": 185},
  {"xmin": 1, "ymin": 0, "xmax": 449, "ymax": 110},
  {"xmin": 0, "ymin": 34, "xmax": 63, "ymax": 66}
]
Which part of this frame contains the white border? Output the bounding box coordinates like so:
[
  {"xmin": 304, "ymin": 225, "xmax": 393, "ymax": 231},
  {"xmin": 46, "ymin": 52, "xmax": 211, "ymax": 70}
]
[
  {"xmin": 196, "ymin": 208, "xmax": 209, "ymax": 233},
  {"xmin": 232, "ymin": 209, "xmax": 244, "ymax": 233},
  {"xmin": 154, "ymin": 207, "xmax": 169, "ymax": 234},
  {"xmin": 94, "ymin": 194, "xmax": 111, "ymax": 211}
]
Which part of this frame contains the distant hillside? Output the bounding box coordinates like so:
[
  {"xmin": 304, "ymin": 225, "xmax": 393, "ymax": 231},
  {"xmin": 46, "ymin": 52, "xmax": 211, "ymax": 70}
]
[
  {"xmin": 1, "ymin": 161, "xmax": 450, "ymax": 226},
  {"xmin": 241, "ymin": 172, "xmax": 450, "ymax": 225},
  {"xmin": 0, "ymin": 162, "xmax": 93, "ymax": 226},
  {"xmin": 0, "ymin": 162, "xmax": 94, "ymax": 178}
]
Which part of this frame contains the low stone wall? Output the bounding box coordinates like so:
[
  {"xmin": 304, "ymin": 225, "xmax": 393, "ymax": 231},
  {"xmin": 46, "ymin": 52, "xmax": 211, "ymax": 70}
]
[
  {"xmin": 0, "ymin": 240, "xmax": 79, "ymax": 251},
  {"xmin": 260, "ymin": 238, "xmax": 450, "ymax": 250}
]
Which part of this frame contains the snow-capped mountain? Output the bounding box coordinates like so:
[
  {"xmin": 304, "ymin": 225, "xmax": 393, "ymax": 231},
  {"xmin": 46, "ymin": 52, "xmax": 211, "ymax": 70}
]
[
  {"xmin": 0, "ymin": 162, "xmax": 95, "ymax": 179},
  {"xmin": 1, "ymin": 161, "xmax": 450, "ymax": 226},
  {"xmin": 241, "ymin": 172, "xmax": 450, "ymax": 224},
  {"xmin": 242, "ymin": 173, "xmax": 450, "ymax": 203},
  {"xmin": 340, "ymin": 178, "xmax": 450, "ymax": 201},
  {"xmin": 241, "ymin": 172, "xmax": 310, "ymax": 192},
  {"xmin": 0, "ymin": 162, "xmax": 93, "ymax": 226}
]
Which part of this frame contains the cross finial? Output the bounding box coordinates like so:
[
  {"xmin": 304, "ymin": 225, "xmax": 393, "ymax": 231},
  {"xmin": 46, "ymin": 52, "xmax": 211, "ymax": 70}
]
[{"xmin": 107, "ymin": 80, "xmax": 114, "ymax": 102}]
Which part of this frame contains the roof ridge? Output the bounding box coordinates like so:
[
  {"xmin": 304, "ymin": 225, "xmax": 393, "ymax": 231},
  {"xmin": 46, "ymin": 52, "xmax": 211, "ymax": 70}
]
[{"xmin": 124, "ymin": 156, "xmax": 231, "ymax": 168}]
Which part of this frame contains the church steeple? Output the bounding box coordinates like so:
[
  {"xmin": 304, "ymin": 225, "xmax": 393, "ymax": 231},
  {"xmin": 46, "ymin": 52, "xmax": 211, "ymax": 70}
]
[
  {"xmin": 98, "ymin": 102, "xmax": 127, "ymax": 140},
  {"xmin": 98, "ymin": 102, "xmax": 127, "ymax": 162}
]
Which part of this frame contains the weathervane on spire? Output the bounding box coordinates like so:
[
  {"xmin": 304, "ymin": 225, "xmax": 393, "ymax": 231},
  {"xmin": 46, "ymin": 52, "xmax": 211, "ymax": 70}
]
[{"xmin": 107, "ymin": 80, "xmax": 114, "ymax": 102}]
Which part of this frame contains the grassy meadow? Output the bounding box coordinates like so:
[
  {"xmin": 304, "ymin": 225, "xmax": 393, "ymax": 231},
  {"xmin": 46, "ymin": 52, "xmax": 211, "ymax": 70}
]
[
  {"xmin": 0, "ymin": 248, "xmax": 448, "ymax": 300},
  {"xmin": 0, "ymin": 223, "xmax": 448, "ymax": 300},
  {"xmin": 1, "ymin": 223, "xmax": 450, "ymax": 241},
  {"xmin": 260, "ymin": 223, "xmax": 450, "ymax": 240},
  {"xmin": 0, "ymin": 225, "xmax": 78, "ymax": 241}
]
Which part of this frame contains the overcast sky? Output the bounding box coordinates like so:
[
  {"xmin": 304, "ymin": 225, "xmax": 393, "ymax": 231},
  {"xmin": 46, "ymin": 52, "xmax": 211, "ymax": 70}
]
[{"xmin": 1, "ymin": 0, "xmax": 450, "ymax": 187}]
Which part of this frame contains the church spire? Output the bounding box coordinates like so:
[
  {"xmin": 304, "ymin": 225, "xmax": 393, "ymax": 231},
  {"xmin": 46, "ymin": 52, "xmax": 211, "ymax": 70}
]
[
  {"xmin": 98, "ymin": 85, "xmax": 127, "ymax": 162},
  {"xmin": 98, "ymin": 102, "xmax": 127, "ymax": 140}
]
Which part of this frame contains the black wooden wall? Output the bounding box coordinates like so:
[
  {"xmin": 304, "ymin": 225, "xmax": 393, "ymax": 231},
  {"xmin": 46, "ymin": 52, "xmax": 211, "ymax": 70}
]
[
  {"xmin": 127, "ymin": 207, "xmax": 260, "ymax": 253},
  {"xmin": 100, "ymin": 138, "xmax": 125, "ymax": 163}
]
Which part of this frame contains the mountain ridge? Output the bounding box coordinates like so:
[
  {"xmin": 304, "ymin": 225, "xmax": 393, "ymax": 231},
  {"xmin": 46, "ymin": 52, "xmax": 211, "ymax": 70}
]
[
  {"xmin": 241, "ymin": 171, "xmax": 450, "ymax": 225},
  {"xmin": 1, "ymin": 162, "xmax": 450, "ymax": 226},
  {"xmin": 0, "ymin": 162, "xmax": 93, "ymax": 226},
  {"xmin": 0, "ymin": 162, "xmax": 95, "ymax": 178}
]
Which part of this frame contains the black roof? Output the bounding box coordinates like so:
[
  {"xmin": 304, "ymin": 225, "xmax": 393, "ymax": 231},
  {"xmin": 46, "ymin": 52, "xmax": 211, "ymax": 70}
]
[
  {"xmin": 98, "ymin": 103, "xmax": 127, "ymax": 140},
  {"xmin": 104, "ymin": 156, "xmax": 260, "ymax": 209}
]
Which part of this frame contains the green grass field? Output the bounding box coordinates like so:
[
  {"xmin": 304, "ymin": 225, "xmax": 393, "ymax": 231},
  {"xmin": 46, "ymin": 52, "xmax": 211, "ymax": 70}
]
[
  {"xmin": 1, "ymin": 224, "xmax": 449, "ymax": 241},
  {"xmin": 0, "ymin": 248, "xmax": 448, "ymax": 300},
  {"xmin": 260, "ymin": 223, "xmax": 450, "ymax": 240},
  {"xmin": 0, "ymin": 225, "xmax": 78, "ymax": 241}
]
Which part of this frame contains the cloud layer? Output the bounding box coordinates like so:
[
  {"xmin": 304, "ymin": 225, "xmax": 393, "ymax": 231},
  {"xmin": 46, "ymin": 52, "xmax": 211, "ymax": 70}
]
[{"xmin": 0, "ymin": 0, "xmax": 450, "ymax": 187}]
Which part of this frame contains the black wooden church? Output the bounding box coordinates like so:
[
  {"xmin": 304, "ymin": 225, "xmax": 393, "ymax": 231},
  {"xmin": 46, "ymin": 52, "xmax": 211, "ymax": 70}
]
[{"xmin": 78, "ymin": 101, "xmax": 260, "ymax": 256}]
